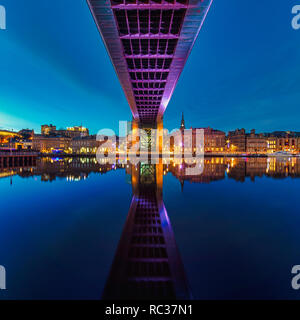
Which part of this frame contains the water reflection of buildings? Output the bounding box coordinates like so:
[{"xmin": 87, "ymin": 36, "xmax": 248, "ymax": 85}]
[
  {"xmin": 169, "ymin": 158, "xmax": 226, "ymax": 186},
  {"xmin": 2, "ymin": 156, "xmax": 300, "ymax": 299},
  {"xmin": 18, "ymin": 158, "xmax": 116, "ymax": 182},
  {"xmin": 2, "ymin": 157, "xmax": 300, "ymax": 184},
  {"xmin": 168, "ymin": 157, "xmax": 300, "ymax": 184},
  {"xmin": 226, "ymin": 157, "xmax": 300, "ymax": 182},
  {"xmin": 0, "ymin": 157, "xmax": 120, "ymax": 182},
  {"xmin": 103, "ymin": 163, "xmax": 191, "ymax": 300}
]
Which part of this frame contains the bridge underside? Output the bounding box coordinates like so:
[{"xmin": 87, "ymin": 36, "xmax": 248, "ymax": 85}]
[
  {"xmin": 103, "ymin": 163, "xmax": 191, "ymax": 300},
  {"xmin": 87, "ymin": 0, "xmax": 212, "ymax": 125}
]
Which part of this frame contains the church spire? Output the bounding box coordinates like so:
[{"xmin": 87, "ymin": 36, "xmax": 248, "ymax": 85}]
[{"xmin": 180, "ymin": 112, "xmax": 185, "ymax": 130}]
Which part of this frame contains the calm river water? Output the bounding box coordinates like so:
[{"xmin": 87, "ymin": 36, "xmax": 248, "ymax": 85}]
[{"xmin": 1, "ymin": 156, "xmax": 300, "ymax": 300}]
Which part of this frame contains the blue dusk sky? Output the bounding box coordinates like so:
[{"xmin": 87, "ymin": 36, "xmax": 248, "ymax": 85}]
[{"xmin": 0, "ymin": 0, "xmax": 299, "ymax": 134}]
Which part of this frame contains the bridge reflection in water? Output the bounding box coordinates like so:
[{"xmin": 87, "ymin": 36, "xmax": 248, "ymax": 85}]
[
  {"xmin": 2, "ymin": 156, "xmax": 300, "ymax": 299},
  {"xmin": 103, "ymin": 163, "xmax": 191, "ymax": 300}
]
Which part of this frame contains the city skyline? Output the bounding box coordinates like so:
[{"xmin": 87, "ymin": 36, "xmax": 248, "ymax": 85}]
[
  {"xmin": 1, "ymin": 1, "xmax": 300, "ymax": 303},
  {"xmin": 1, "ymin": 119, "xmax": 300, "ymax": 137},
  {"xmin": 1, "ymin": 120, "xmax": 300, "ymax": 156},
  {"xmin": 0, "ymin": 1, "xmax": 299, "ymax": 133}
]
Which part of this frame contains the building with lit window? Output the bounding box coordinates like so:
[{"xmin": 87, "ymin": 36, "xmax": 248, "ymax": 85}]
[
  {"xmin": 65, "ymin": 126, "xmax": 89, "ymax": 138},
  {"xmin": 166, "ymin": 127, "xmax": 225, "ymax": 155},
  {"xmin": 167, "ymin": 116, "xmax": 225, "ymax": 154},
  {"xmin": 71, "ymin": 135, "xmax": 107, "ymax": 154},
  {"xmin": 200, "ymin": 127, "xmax": 226, "ymax": 153},
  {"xmin": 227, "ymin": 129, "xmax": 246, "ymax": 153},
  {"xmin": 266, "ymin": 136, "xmax": 277, "ymax": 153},
  {"xmin": 0, "ymin": 130, "xmax": 21, "ymax": 146},
  {"xmin": 246, "ymin": 130, "xmax": 267, "ymax": 153},
  {"xmin": 274, "ymin": 131, "xmax": 300, "ymax": 152},
  {"xmin": 0, "ymin": 129, "xmax": 34, "ymax": 150},
  {"xmin": 33, "ymin": 135, "xmax": 71, "ymax": 153},
  {"xmin": 41, "ymin": 124, "xmax": 89, "ymax": 139},
  {"xmin": 41, "ymin": 124, "xmax": 57, "ymax": 136}
]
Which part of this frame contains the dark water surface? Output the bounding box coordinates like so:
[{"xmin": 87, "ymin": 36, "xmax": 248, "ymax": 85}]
[{"xmin": 1, "ymin": 157, "xmax": 300, "ymax": 300}]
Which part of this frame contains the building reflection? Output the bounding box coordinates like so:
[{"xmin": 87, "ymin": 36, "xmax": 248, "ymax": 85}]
[
  {"xmin": 17, "ymin": 157, "xmax": 115, "ymax": 182},
  {"xmin": 225, "ymin": 157, "xmax": 300, "ymax": 182},
  {"xmin": 103, "ymin": 162, "xmax": 191, "ymax": 300},
  {"xmin": 1, "ymin": 156, "xmax": 300, "ymax": 184},
  {"xmin": 1, "ymin": 156, "xmax": 300, "ymax": 299},
  {"xmin": 169, "ymin": 158, "xmax": 226, "ymax": 187}
]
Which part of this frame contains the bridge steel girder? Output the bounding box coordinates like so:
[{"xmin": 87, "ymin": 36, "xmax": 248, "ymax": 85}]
[{"xmin": 87, "ymin": 0, "xmax": 213, "ymax": 125}]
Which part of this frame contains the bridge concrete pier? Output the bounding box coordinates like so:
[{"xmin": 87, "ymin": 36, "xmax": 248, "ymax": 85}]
[{"xmin": 129, "ymin": 119, "xmax": 164, "ymax": 157}]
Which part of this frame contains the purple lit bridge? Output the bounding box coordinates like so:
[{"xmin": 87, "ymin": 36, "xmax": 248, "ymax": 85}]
[
  {"xmin": 102, "ymin": 163, "xmax": 191, "ymax": 300},
  {"xmin": 87, "ymin": 0, "xmax": 213, "ymax": 127}
]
